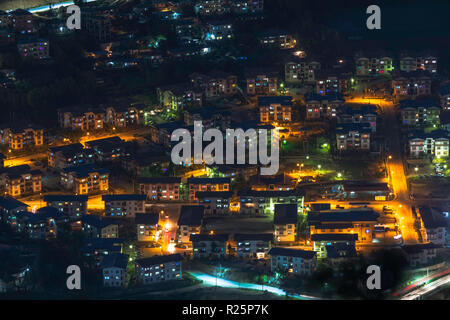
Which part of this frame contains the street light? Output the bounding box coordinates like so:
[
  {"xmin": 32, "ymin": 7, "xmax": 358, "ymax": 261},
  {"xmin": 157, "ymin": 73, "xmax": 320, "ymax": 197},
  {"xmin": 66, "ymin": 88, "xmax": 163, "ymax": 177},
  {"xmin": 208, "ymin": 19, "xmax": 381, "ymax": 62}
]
[
  {"xmin": 317, "ymin": 164, "xmax": 321, "ymax": 169},
  {"xmin": 337, "ymin": 172, "xmax": 342, "ymax": 178},
  {"xmin": 414, "ymin": 167, "xmax": 419, "ymax": 172}
]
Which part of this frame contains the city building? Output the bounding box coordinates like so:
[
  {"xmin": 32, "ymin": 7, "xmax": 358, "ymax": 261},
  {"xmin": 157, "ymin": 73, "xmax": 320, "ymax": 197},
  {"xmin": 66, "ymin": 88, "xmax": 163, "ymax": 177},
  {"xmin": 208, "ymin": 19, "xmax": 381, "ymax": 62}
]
[
  {"xmin": 102, "ymin": 194, "xmax": 146, "ymax": 218},
  {"xmin": 340, "ymin": 182, "xmax": 392, "ymax": 200},
  {"xmin": 408, "ymin": 130, "xmax": 449, "ymax": 158},
  {"xmin": 258, "ymin": 96, "xmax": 293, "ymax": 124},
  {"xmin": 315, "ymin": 71, "xmax": 350, "ymax": 95},
  {"xmin": 311, "ymin": 233, "xmax": 358, "ymax": 259},
  {"xmin": 48, "ymin": 143, "xmax": 96, "ymax": 169},
  {"xmin": 0, "ymin": 125, "xmax": 44, "ymax": 150},
  {"xmin": 419, "ymin": 206, "xmax": 447, "ymax": 245},
  {"xmin": 194, "ymin": 0, "xmax": 227, "ymax": 16},
  {"xmin": 82, "ymin": 238, "xmax": 124, "ymax": 267},
  {"xmin": 101, "ymin": 253, "xmax": 129, "ymax": 287},
  {"xmin": 308, "ymin": 209, "xmax": 380, "ymax": 246},
  {"xmin": 337, "ymin": 104, "xmax": 377, "ymax": 132},
  {"xmin": 196, "ymin": 191, "xmax": 233, "ymax": 215},
  {"xmin": 81, "ymin": 9, "xmax": 111, "ymax": 43},
  {"xmin": 402, "ymin": 243, "xmax": 442, "ymax": 268},
  {"xmin": 0, "ymin": 196, "xmax": 28, "ymax": 224},
  {"xmin": 135, "ymin": 213, "xmax": 160, "ymax": 242},
  {"xmin": 305, "ymin": 93, "xmax": 345, "ymax": 120},
  {"xmin": 399, "ymin": 53, "xmax": 438, "ymax": 74},
  {"xmin": 274, "ymin": 204, "xmax": 298, "ymax": 243},
  {"xmin": 190, "ymin": 234, "xmax": 228, "ymax": 258},
  {"xmin": 25, "ymin": 206, "xmax": 69, "ymax": 240},
  {"xmin": 258, "ymin": 29, "xmax": 296, "ymax": 49},
  {"xmin": 0, "ymin": 165, "xmax": 42, "ymax": 197},
  {"xmin": 61, "ymin": 164, "xmax": 109, "ymax": 195},
  {"xmin": 85, "ymin": 136, "xmax": 128, "ymax": 162},
  {"xmin": 234, "ymin": 233, "xmax": 272, "ymax": 259},
  {"xmin": 135, "ymin": 254, "xmax": 183, "ymax": 284},
  {"xmin": 355, "ymin": 54, "xmax": 393, "ymax": 76},
  {"xmin": 323, "ymin": 242, "xmax": 358, "ymax": 268},
  {"xmin": 400, "ymin": 99, "xmax": 442, "ymax": 127},
  {"xmin": 245, "ymin": 68, "xmax": 278, "ymax": 96},
  {"xmin": 157, "ymin": 83, "xmax": 203, "ymax": 112},
  {"xmin": 81, "ymin": 215, "xmax": 119, "ymax": 239},
  {"xmin": 104, "ymin": 104, "xmax": 145, "ymax": 128},
  {"xmin": 57, "ymin": 108, "xmax": 105, "ymax": 131},
  {"xmin": 205, "ymin": 20, "xmax": 233, "ymax": 40},
  {"xmin": 335, "ymin": 123, "xmax": 372, "ymax": 151},
  {"xmin": 138, "ymin": 177, "xmax": 181, "ymax": 201},
  {"xmin": 439, "ymin": 83, "xmax": 450, "ymax": 110},
  {"xmin": 9, "ymin": 9, "xmax": 33, "ymax": 34},
  {"xmin": 177, "ymin": 205, "xmax": 204, "ymax": 243},
  {"xmin": 17, "ymin": 37, "xmax": 49, "ymax": 60},
  {"xmin": 268, "ymin": 247, "xmax": 316, "ymax": 275},
  {"xmin": 249, "ymin": 173, "xmax": 296, "ymax": 191},
  {"xmin": 187, "ymin": 177, "xmax": 230, "ymax": 201},
  {"xmin": 43, "ymin": 195, "xmax": 88, "ymax": 220},
  {"xmin": 189, "ymin": 71, "xmax": 237, "ymax": 99},
  {"xmin": 285, "ymin": 57, "xmax": 321, "ymax": 84},
  {"xmin": 392, "ymin": 71, "xmax": 432, "ymax": 97},
  {"xmin": 238, "ymin": 189, "xmax": 304, "ymax": 215}
]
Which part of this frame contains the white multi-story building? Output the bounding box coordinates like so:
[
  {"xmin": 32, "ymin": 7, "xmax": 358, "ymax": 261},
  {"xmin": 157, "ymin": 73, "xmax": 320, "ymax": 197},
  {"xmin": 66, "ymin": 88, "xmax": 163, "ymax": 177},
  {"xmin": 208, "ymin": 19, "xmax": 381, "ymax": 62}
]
[
  {"xmin": 285, "ymin": 58, "xmax": 321, "ymax": 83},
  {"xmin": 102, "ymin": 194, "xmax": 146, "ymax": 218},
  {"xmin": 268, "ymin": 247, "xmax": 317, "ymax": 275},
  {"xmin": 408, "ymin": 130, "xmax": 449, "ymax": 158},
  {"xmin": 305, "ymin": 93, "xmax": 345, "ymax": 120},
  {"xmin": 196, "ymin": 191, "xmax": 233, "ymax": 215},
  {"xmin": 355, "ymin": 55, "xmax": 393, "ymax": 76},
  {"xmin": 392, "ymin": 71, "xmax": 432, "ymax": 97},
  {"xmin": 336, "ymin": 123, "xmax": 371, "ymax": 151},
  {"xmin": 399, "ymin": 54, "xmax": 438, "ymax": 74},
  {"xmin": 400, "ymin": 99, "xmax": 441, "ymax": 127},
  {"xmin": 190, "ymin": 234, "xmax": 228, "ymax": 258},
  {"xmin": 135, "ymin": 254, "xmax": 183, "ymax": 284},
  {"xmin": 138, "ymin": 177, "xmax": 181, "ymax": 201},
  {"xmin": 274, "ymin": 204, "xmax": 298, "ymax": 243},
  {"xmin": 337, "ymin": 104, "xmax": 377, "ymax": 132},
  {"xmin": 235, "ymin": 233, "xmax": 272, "ymax": 259},
  {"xmin": 419, "ymin": 207, "xmax": 447, "ymax": 246},
  {"xmin": 101, "ymin": 253, "xmax": 129, "ymax": 287},
  {"xmin": 177, "ymin": 205, "xmax": 204, "ymax": 243}
]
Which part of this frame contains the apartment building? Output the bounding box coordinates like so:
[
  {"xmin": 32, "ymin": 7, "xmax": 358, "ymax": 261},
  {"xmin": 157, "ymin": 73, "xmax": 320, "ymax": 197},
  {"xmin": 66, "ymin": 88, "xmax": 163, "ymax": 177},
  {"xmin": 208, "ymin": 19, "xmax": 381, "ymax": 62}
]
[
  {"xmin": 399, "ymin": 53, "xmax": 438, "ymax": 74},
  {"xmin": 157, "ymin": 83, "xmax": 203, "ymax": 112},
  {"xmin": 274, "ymin": 204, "xmax": 298, "ymax": 243},
  {"xmin": 102, "ymin": 194, "xmax": 146, "ymax": 218},
  {"xmin": 400, "ymin": 99, "xmax": 441, "ymax": 127},
  {"xmin": 355, "ymin": 55, "xmax": 393, "ymax": 76},
  {"xmin": 392, "ymin": 71, "xmax": 432, "ymax": 97},
  {"xmin": 25, "ymin": 206, "xmax": 69, "ymax": 240},
  {"xmin": 135, "ymin": 254, "xmax": 183, "ymax": 284},
  {"xmin": 184, "ymin": 107, "xmax": 231, "ymax": 129},
  {"xmin": 249, "ymin": 173, "xmax": 296, "ymax": 191},
  {"xmin": 258, "ymin": 96, "xmax": 293, "ymax": 124},
  {"xmin": 305, "ymin": 93, "xmax": 345, "ymax": 120},
  {"xmin": 0, "ymin": 165, "xmax": 42, "ymax": 197},
  {"xmin": 17, "ymin": 37, "xmax": 49, "ymax": 60},
  {"xmin": 0, "ymin": 125, "xmax": 43, "ymax": 150},
  {"xmin": 230, "ymin": 0, "xmax": 264, "ymax": 14},
  {"xmin": 85, "ymin": 136, "xmax": 127, "ymax": 162},
  {"xmin": 190, "ymin": 234, "xmax": 228, "ymax": 259},
  {"xmin": 336, "ymin": 123, "xmax": 372, "ymax": 151},
  {"xmin": 205, "ymin": 20, "xmax": 233, "ymax": 40},
  {"xmin": 408, "ymin": 130, "xmax": 449, "ymax": 158},
  {"xmin": 196, "ymin": 191, "xmax": 233, "ymax": 215},
  {"xmin": 101, "ymin": 253, "xmax": 129, "ymax": 287},
  {"xmin": 258, "ymin": 29, "xmax": 296, "ymax": 49},
  {"xmin": 315, "ymin": 71, "xmax": 350, "ymax": 95},
  {"xmin": 48, "ymin": 143, "xmax": 96, "ymax": 169},
  {"xmin": 138, "ymin": 177, "xmax": 181, "ymax": 201},
  {"xmin": 104, "ymin": 104, "xmax": 145, "ymax": 128},
  {"xmin": 308, "ymin": 209, "xmax": 380, "ymax": 245},
  {"xmin": 238, "ymin": 189, "xmax": 304, "ymax": 215},
  {"xmin": 61, "ymin": 164, "xmax": 109, "ymax": 195},
  {"xmin": 9, "ymin": 9, "xmax": 33, "ymax": 34},
  {"xmin": 189, "ymin": 71, "xmax": 237, "ymax": 99},
  {"xmin": 285, "ymin": 57, "xmax": 321, "ymax": 83},
  {"xmin": 268, "ymin": 247, "xmax": 317, "ymax": 275},
  {"xmin": 43, "ymin": 194, "xmax": 88, "ymax": 220},
  {"xmin": 57, "ymin": 108, "xmax": 105, "ymax": 131},
  {"xmin": 245, "ymin": 68, "xmax": 278, "ymax": 96},
  {"xmin": 81, "ymin": 215, "xmax": 119, "ymax": 239},
  {"xmin": 194, "ymin": 0, "xmax": 227, "ymax": 15},
  {"xmin": 135, "ymin": 213, "xmax": 160, "ymax": 242},
  {"xmin": 177, "ymin": 205, "xmax": 204, "ymax": 243},
  {"xmin": 419, "ymin": 206, "xmax": 447, "ymax": 246},
  {"xmin": 337, "ymin": 104, "xmax": 377, "ymax": 132},
  {"xmin": 402, "ymin": 243, "xmax": 442, "ymax": 268},
  {"xmin": 188, "ymin": 177, "xmax": 230, "ymax": 201},
  {"xmin": 311, "ymin": 233, "xmax": 358, "ymax": 259},
  {"xmin": 235, "ymin": 233, "xmax": 272, "ymax": 259},
  {"xmin": 0, "ymin": 196, "xmax": 28, "ymax": 224}
]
